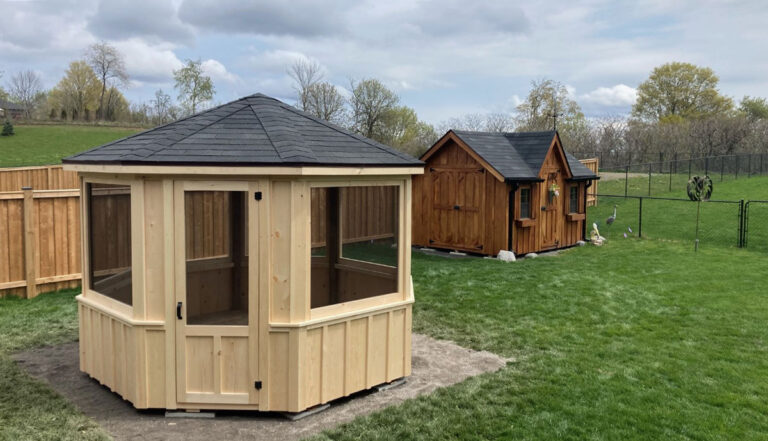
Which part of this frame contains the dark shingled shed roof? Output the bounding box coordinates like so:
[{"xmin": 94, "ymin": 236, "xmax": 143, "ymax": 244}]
[
  {"xmin": 449, "ymin": 130, "xmax": 597, "ymax": 181},
  {"xmin": 63, "ymin": 93, "xmax": 423, "ymax": 167}
]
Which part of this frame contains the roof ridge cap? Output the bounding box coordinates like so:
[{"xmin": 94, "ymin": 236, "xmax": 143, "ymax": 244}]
[{"xmin": 248, "ymin": 103, "xmax": 318, "ymax": 162}]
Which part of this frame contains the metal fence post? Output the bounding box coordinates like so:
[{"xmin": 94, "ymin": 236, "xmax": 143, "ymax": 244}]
[
  {"xmin": 704, "ymin": 156, "xmax": 709, "ymax": 177},
  {"xmin": 738, "ymin": 199, "xmax": 745, "ymax": 248},
  {"xmin": 648, "ymin": 163, "xmax": 652, "ymax": 196},
  {"xmin": 625, "ymin": 165, "xmax": 629, "ymax": 197},
  {"xmin": 688, "ymin": 159, "xmax": 692, "ymax": 179},
  {"xmin": 748, "ymin": 154, "xmax": 752, "ymax": 177},
  {"xmin": 638, "ymin": 197, "xmax": 643, "ymax": 238},
  {"xmin": 720, "ymin": 156, "xmax": 725, "ymax": 182},
  {"xmin": 669, "ymin": 159, "xmax": 673, "ymax": 192}
]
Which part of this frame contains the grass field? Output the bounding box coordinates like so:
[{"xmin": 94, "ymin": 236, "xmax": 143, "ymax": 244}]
[
  {"xmin": 0, "ymin": 125, "xmax": 141, "ymax": 167},
  {"xmin": 589, "ymin": 175, "xmax": 768, "ymax": 251},
  {"xmin": 314, "ymin": 241, "xmax": 768, "ymax": 440},
  {"xmin": 2, "ymin": 241, "xmax": 767, "ymax": 440},
  {"xmin": 0, "ymin": 289, "xmax": 109, "ymax": 440}
]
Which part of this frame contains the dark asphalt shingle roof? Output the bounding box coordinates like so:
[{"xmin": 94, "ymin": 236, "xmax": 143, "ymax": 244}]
[
  {"xmin": 448, "ymin": 130, "xmax": 597, "ymax": 180},
  {"xmin": 63, "ymin": 93, "xmax": 423, "ymax": 167},
  {"xmin": 0, "ymin": 100, "xmax": 24, "ymax": 111}
]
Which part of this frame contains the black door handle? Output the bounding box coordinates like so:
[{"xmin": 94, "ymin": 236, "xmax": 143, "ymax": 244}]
[
  {"xmin": 454, "ymin": 205, "xmax": 460, "ymax": 210},
  {"xmin": 177, "ymin": 302, "xmax": 183, "ymax": 320}
]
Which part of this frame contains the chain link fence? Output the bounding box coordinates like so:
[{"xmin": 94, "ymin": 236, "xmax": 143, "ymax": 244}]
[
  {"xmin": 593, "ymin": 153, "xmax": 768, "ymax": 198},
  {"xmin": 588, "ymin": 195, "xmax": 750, "ymax": 251}
]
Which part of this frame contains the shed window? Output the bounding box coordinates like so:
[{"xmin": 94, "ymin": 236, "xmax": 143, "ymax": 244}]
[
  {"xmin": 310, "ymin": 186, "xmax": 399, "ymax": 309},
  {"xmin": 569, "ymin": 186, "xmax": 579, "ymax": 213},
  {"xmin": 87, "ymin": 183, "xmax": 132, "ymax": 305},
  {"xmin": 519, "ymin": 187, "xmax": 531, "ymax": 219}
]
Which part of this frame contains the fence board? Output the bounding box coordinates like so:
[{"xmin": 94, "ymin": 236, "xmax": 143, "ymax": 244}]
[
  {"xmin": 579, "ymin": 158, "xmax": 599, "ymax": 207},
  {"xmin": 0, "ymin": 165, "xmax": 79, "ymax": 192}
]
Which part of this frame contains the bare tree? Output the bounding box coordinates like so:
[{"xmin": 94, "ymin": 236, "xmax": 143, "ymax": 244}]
[
  {"xmin": 87, "ymin": 41, "xmax": 128, "ymax": 120},
  {"xmin": 151, "ymin": 89, "xmax": 174, "ymax": 124},
  {"xmin": 437, "ymin": 113, "xmax": 511, "ymax": 133},
  {"xmin": 484, "ymin": 113, "xmax": 514, "ymax": 132},
  {"xmin": 303, "ymin": 82, "xmax": 346, "ymax": 124},
  {"xmin": 288, "ymin": 59, "xmax": 324, "ymax": 111},
  {"xmin": 8, "ymin": 70, "xmax": 43, "ymax": 119}
]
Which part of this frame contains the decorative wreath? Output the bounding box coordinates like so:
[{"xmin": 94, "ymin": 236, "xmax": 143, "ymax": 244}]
[{"xmin": 686, "ymin": 176, "xmax": 713, "ymax": 202}]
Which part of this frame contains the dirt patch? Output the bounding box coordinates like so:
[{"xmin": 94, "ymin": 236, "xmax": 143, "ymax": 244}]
[{"xmin": 13, "ymin": 334, "xmax": 509, "ymax": 441}]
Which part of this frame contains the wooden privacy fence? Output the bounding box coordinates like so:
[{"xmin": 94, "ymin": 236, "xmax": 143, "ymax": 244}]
[
  {"xmin": 579, "ymin": 158, "xmax": 599, "ymax": 207},
  {"xmin": 0, "ymin": 188, "xmax": 81, "ymax": 298},
  {"xmin": 0, "ymin": 165, "xmax": 79, "ymax": 192}
]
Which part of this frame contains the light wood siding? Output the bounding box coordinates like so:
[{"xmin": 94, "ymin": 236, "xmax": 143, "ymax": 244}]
[
  {"xmin": 78, "ymin": 301, "xmax": 165, "ymax": 409},
  {"xmin": 412, "ymin": 139, "xmax": 508, "ymax": 256},
  {"xmin": 296, "ymin": 304, "xmax": 411, "ymax": 411}
]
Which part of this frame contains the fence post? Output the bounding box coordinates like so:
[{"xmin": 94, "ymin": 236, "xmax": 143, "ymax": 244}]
[
  {"xmin": 735, "ymin": 156, "xmax": 739, "ymax": 180},
  {"xmin": 648, "ymin": 163, "xmax": 652, "ymax": 196},
  {"xmin": 748, "ymin": 154, "xmax": 752, "ymax": 177},
  {"xmin": 638, "ymin": 197, "xmax": 643, "ymax": 238},
  {"xmin": 688, "ymin": 159, "xmax": 692, "ymax": 179},
  {"xmin": 22, "ymin": 187, "xmax": 37, "ymax": 299},
  {"xmin": 704, "ymin": 157, "xmax": 709, "ymax": 177},
  {"xmin": 668, "ymin": 159, "xmax": 673, "ymax": 192},
  {"xmin": 624, "ymin": 165, "xmax": 629, "ymax": 197},
  {"xmin": 720, "ymin": 156, "xmax": 725, "ymax": 182},
  {"xmin": 738, "ymin": 199, "xmax": 745, "ymax": 248}
]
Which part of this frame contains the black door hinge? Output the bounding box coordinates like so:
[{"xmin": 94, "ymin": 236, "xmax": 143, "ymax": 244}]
[
  {"xmin": 429, "ymin": 239, "xmax": 434, "ymax": 244},
  {"xmin": 254, "ymin": 381, "xmax": 262, "ymax": 390},
  {"xmin": 254, "ymin": 191, "xmax": 262, "ymax": 201}
]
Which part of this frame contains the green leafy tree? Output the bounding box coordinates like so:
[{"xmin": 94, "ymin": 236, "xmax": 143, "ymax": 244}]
[
  {"xmin": 349, "ymin": 78, "xmax": 399, "ymax": 139},
  {"xmin": 173, "ymin": 59, "xmax": 215, "ymax": 115},
  {"xmin": 632, "ymin": 62, "xmax": 733, "ymax": 122},
  {"xmin": 48, "ymin": 61, "xmax": 102, "ymax": 120},
  {"xmin": 739, "ymin": 96, "xmax": 768, "ymax": 120},
  {"xmin": 378, "ymin": 105, "xmax": 437, "ymax": 156},
  {"xmin": 514, "ymin": 79, "xmax": 585, "ymax": 132}
]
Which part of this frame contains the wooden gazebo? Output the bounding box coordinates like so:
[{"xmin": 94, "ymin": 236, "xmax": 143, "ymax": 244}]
[
  {"xmin": 412, "ymin": 130, "xmax": 598, "ymax": 256},
  {"xmin": 63, "ymin": 93, "xmax": 422, "ymax": 413}
]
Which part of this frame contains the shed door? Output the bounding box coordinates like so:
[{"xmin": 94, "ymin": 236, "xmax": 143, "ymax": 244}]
[
  {"xmin": 430, "ymin": 167, "xmax": 485, "ymax": 252},
  {"xmin": 540, "ymin": 170, "xmax": 564, "ymax": 249},
  {"xmin": 173, "ymin": 181, "xmax": 260, "ymax": 406}
]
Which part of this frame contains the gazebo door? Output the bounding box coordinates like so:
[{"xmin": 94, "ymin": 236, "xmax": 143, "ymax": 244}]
[{"xmin": 173, "ymin": 181, "xmax": 260, "ymax": 406}]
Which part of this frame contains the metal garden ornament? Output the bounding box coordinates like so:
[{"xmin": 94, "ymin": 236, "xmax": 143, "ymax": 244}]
[{"xmin": 687, "ymin": 176, "xmax": 713, "ymax": 252}]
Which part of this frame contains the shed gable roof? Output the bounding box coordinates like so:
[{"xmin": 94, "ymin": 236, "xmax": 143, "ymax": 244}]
[
  {"xmin": 428, "ymin": 130, "xmax": 596, "ymax": 181},
  {"xmin": 63, "ymin": 93, "xmax": 423, "ymax": 167}
]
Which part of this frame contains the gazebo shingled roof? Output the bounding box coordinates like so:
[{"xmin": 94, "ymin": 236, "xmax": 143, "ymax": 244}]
[{"xmin": 64, "ymin": 93, "xmax": 423, "ymax": 167}]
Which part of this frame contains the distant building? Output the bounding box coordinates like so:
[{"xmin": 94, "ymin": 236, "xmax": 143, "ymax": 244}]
[{"xmin": 0, "ymin": 100, "xmax": 25, "ymax": 120}]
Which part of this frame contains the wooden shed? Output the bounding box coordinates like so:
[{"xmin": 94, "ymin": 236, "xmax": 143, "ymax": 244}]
[
  {"xmin": 412, "ymin": 130, "xmax": 597, "ymax": 256},
  {"xmin": 62, "ymin": 93, "xmax": 422, "ymax": 413}
]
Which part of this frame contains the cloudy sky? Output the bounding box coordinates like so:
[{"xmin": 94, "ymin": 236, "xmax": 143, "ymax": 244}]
[{"xmin": 2, "ymin": 0, "xmax": 768, "ymax": 125}]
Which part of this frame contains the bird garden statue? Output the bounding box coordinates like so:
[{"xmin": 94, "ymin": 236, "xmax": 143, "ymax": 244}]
[
  {"xmin": 590, "ymin": 223, "xmax": 606, "ymax": 246},
  {"xmin": 606, "ymin": 205, "xmax": 617, "ymax": 226},
  {"xmin": 686, "ymin": 175, "xmax": 713, "ymax": 252}
]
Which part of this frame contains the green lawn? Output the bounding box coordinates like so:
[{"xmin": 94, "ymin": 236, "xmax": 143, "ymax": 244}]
[
  {"xmin": 0, "ymin": 125, "xmax": 141, "ymax": 167},
  {"xmin": 0, "ymin": 289, "xmax": 109, "ymax": 440},
  {"xmin": 2, "ymin": 242, "xmax": 768, "ymax": 440},
  {"xmin": 315, "ymin": 240, "xmax": 768, "ymax": 440},
  {"xmin": 589, "ymin": 176, "xmax": 768, "ymax": 251}
]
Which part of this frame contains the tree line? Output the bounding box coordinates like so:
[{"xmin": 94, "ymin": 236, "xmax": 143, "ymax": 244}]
[
  {"xmin": 0, "ymin": 41, "xmax": 215, "ymax": 127},
  {"xmin": 4, "ymin": 48, "xmax": 768, "ymax": 162}
]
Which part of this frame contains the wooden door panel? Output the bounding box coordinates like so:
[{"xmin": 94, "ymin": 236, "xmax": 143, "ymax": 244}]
[{"xmin": 430, "ymin": 169, "xmax": 485, "ymax": 251}]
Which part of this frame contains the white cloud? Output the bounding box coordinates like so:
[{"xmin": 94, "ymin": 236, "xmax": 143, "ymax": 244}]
[
  {"xmin": 580, "ymin": 84, "xmax": 638, "ymax": 107},
  {"xmin": 202, "ymin": 59, "xmax": 239, "ymax": 83},
  {"xmin": 112, "ymin": 39, "xmax": 184, "ymax": 85}
]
